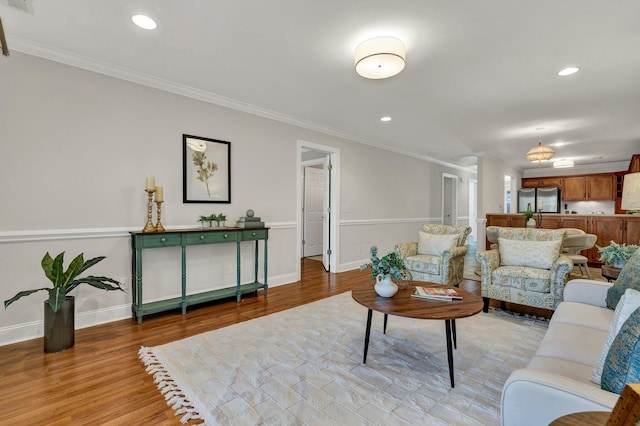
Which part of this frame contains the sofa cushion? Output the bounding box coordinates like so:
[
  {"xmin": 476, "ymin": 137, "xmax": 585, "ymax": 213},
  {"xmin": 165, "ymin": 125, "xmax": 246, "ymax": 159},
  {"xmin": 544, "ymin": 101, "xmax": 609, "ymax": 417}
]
[
  {"xmin": 404, "ymin": 254, "xmax": 441, "ymax": 275},
  {"xmin": 601, "ymin": 307, "xmax": 640, "ymax": 394},
  {"xmin": 591, "ymin": 288, "xmax": 640, "ymax": 385},
  {"xmin": 498, "ymin": 237, "xmax": 562, "ymax": 269},
  {"xmin": 492, "ymin": 266, "xmax": 551, "ymax": 292},
  {"xmin": 606, "ymin": 249, "xmax": 640, "ymax": 309},
  {"xmin": 528, "ymin": 355, "xmax": 599, "ymax": 384},
  {"xmin": 417, "ymin": 232, "xmax": 457, "ymax": 256},
  {"xmin": 551, "ymin": 301, "xmax": 613, "ymax": 332},
  {"xmin": 535, "ymin": 322, "xmax": 608, "ymax": 368}
]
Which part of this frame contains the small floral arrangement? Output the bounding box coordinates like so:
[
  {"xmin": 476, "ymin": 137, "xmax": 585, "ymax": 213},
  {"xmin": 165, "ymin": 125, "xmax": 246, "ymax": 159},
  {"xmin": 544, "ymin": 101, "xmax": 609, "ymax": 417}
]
[
  {"xmin": 360, "ymin": 246, "xmax": 408, "ymax": 280},
  {"xmin": 597, "ymin": 241, "xmax": 639, "ymax": 266}
]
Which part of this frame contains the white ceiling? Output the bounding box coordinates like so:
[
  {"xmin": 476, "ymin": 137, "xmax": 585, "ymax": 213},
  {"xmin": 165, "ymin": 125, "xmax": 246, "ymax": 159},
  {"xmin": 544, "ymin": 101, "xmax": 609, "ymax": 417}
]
[{"xmin": 2, "ymin": 0, "xmax": 640, "ymax": 171}]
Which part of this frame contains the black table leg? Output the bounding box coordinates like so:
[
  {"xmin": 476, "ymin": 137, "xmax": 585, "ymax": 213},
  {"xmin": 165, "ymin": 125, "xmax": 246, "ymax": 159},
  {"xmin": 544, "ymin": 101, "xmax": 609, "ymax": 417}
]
[
  {"xmin": 452, "ymin": 319, "xmax": 457, "ymax": 349},
  {"xmin": 363, "ymin": 309, "xmax": 373, "ymax": 364},
  {"xmin": 383, "ymin": 313, "xmax": 388, "ymax": 334},
  {"xmin": 445, "ymin": 319, "xmax": 455, "ymax": 388}
]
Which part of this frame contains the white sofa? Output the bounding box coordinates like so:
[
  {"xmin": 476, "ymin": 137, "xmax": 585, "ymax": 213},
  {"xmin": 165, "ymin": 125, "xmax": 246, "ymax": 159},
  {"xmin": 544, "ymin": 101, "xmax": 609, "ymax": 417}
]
[{"xmin": 501, "ymin": 278, "xmax": 620, "ymax": 425}]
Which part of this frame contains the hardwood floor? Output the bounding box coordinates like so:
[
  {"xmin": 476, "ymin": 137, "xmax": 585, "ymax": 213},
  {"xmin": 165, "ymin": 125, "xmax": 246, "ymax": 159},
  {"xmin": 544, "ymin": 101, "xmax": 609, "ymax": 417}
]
[{"xmin": 0, "ymin": 259, "xmax": 546, "ymax": 425}]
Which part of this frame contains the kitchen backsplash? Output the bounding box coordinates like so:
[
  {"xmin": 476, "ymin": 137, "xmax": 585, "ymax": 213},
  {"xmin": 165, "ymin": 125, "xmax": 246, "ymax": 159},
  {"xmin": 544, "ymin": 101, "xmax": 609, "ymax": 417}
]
[{"xmin": 563, "ymin": 200, "xmax": 615, "ymax": 215}]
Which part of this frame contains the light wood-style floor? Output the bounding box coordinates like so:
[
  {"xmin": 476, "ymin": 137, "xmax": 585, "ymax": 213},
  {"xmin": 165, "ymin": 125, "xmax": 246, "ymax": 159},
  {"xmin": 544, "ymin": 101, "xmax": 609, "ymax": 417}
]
[{"xmin": 0, "ymin": 259, "xmax": 591, "ymax": 424}]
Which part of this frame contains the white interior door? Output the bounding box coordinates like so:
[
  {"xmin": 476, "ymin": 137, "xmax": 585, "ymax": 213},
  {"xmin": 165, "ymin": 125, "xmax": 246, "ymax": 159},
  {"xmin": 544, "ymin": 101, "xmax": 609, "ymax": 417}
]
[{"xmin": 303, "ymin": 166, "xmax": 325, "ymax": 257}]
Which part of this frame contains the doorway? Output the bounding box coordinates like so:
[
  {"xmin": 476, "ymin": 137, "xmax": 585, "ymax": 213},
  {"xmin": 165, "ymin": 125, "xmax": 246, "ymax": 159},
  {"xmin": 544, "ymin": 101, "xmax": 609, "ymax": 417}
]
[
  {"xmin": 442, "ymin": 173, "xmax": 458, "ymax": 225},
  {"xmin": 303, "ymin": 164, "xmax": 325, "ymax": 258},
  {"xmin": 296, "ymin": 141, "xmax": 340, "ymax": 277}
]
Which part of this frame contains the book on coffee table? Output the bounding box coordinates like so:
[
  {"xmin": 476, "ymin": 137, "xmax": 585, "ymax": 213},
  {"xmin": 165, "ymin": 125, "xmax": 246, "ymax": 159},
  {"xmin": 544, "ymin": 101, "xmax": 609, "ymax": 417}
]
[{"xmin": 412, "ymin": 286, "xmax": 463, "ymax": 301}]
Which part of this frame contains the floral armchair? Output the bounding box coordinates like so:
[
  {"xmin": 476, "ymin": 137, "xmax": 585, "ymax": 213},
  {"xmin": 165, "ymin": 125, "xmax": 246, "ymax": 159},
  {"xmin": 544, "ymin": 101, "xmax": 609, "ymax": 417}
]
[
  {"xmin": 476, "ymin": 227, "xmax": 572, "ymax": 312},
  {"xmin": 394, "ymin": 224, "xmax": 471, "ymax": 286}
]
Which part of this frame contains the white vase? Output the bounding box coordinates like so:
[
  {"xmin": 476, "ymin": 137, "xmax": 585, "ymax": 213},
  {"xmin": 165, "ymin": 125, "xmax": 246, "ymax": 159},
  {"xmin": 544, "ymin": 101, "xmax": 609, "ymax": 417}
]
[
  {"xmin": 526, "ymin": 218, "xmax": 536, "ymax": 228},
  {"xmin": 374, "ymin": 273, "xmax": 398, "ymax": 298}
]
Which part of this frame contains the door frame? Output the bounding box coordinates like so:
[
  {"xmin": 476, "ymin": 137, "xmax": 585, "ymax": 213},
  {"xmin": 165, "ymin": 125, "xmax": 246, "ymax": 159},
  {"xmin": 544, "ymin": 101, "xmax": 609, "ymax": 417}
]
[
  {"xmin": 296, "ymin": 140, "xmax": 340, "ymax": 277},
  {"xmin": 469, "ymin": 177, "xmax": 478, "ymax": 241}
]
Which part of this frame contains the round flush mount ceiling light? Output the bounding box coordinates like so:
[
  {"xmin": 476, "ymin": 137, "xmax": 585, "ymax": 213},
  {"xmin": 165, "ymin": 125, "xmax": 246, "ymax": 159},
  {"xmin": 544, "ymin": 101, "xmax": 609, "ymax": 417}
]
[
  {"xmin": 380, "ymin": 116, "xmax": 392, "ymax": 122},
  {"xmin": 558, "ymin": 67, "xmax": 580, "ymax": 76},
  {"xmin": 131, "ymin": 14, "xmax": 157, "ymax": 30},
  {"xmin": 354, "ymin": 37, "xmax": 406, "ymax": 79}
]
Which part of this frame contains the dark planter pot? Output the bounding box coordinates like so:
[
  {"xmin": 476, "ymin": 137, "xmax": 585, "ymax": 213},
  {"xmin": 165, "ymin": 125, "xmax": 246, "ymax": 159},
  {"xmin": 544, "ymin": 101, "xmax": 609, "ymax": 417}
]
[{"xmin": 44, "ymin": 296, "xmax": 75, "ymax": 353}]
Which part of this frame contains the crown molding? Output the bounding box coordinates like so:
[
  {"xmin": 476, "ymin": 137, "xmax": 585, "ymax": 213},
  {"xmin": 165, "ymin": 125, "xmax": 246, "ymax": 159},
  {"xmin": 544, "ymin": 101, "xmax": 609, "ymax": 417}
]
[{"xmin": 10, "ymin": 36, "xmax": 475, "ymax": 173}]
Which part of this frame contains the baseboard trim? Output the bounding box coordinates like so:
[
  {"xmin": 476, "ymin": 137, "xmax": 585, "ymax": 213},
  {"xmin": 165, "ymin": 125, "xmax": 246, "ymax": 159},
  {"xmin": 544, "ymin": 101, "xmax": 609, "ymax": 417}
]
[{"xmin": 0, "ymin": 272, "xmax": 298, "ymax": 346}]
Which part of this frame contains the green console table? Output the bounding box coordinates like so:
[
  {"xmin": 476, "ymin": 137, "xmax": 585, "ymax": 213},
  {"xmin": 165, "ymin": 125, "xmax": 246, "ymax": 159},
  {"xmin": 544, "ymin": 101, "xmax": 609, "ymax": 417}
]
[{"xmin": 130, "ymin": 227, "xmax": 268, "ymax": 324}]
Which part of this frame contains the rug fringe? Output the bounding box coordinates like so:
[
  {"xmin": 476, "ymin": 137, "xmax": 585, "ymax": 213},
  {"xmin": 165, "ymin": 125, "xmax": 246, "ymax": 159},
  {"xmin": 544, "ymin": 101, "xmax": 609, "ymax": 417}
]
[{"xmin": 138, "ymin": 346, "xmax": 203, "ymax": 424}]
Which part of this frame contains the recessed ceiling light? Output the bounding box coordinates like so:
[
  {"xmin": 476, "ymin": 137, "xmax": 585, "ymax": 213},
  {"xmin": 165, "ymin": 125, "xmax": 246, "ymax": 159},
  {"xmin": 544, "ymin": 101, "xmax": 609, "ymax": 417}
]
[
  {"xmin": 131, "ymin": 14, "xmax": 157, "ymax": 30},
  {"xmin": 558, "ymin": 67, "xmax": 580, "ymax": 76},
  {"xmin": 380, "ymin": 116, "xmax": 392, "ymax": 122}
]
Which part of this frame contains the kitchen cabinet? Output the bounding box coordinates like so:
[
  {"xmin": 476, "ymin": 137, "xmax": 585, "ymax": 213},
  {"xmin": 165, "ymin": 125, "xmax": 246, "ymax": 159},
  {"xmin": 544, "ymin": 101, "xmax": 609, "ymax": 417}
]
[
  {"xmin": 562, "ymin": 175, "xmax": 614, "ymax": 201},
  {"xmin": 539, "ymin": 215, "xmax": 561, "ymax": 229},
  {"xmin": 588, "ymin": 217, "xmax": 623, "ymax": 263},
  {"xmin": 559, "ymin": 216, "xmax": 589, "ymax": 232},
  {"xmin": 521, "ymin": 177, "xmax": 562, "ymax": 188},
  {"xmin": 588, "ymin": 175, "xmax": 615, "ymax": 200},
  {"xmin": 586, "ymin": 216, "xmax": 640, "ymax": 263},
  {"xmin": 624, "ymin": 216, "xmax": 640, "ymax": 245},
  {"xmin": 486, "ymin": 214, "xmax": 526, "ymax": 228}
]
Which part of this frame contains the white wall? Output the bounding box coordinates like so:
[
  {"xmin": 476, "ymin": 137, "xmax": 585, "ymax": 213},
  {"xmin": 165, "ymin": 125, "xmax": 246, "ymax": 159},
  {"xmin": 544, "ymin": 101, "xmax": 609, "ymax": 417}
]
[
  {"xmin": 0, "ymin": 52, "xmax": 476, "ymax": 345},
  {"xmin": 476, "ymin": 155, "xmax": 523, "ymax": 250}
]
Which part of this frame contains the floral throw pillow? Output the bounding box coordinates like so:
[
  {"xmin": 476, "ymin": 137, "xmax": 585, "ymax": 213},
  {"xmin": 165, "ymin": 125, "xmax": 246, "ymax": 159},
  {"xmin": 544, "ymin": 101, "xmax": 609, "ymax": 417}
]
[
  {"xmin": 601, "ymin": 307, "xmax": 640, "ymax": 394},
  {"xmin": 417, "ymin": 232, "xmax": 458, "ymax": 256},
  {"xmin": 498, "ymin": 237, "xmax": 561, "ymax": 269},
  {"xmin": 591, "ymin": 288, "xmax": 640, "ymax": 385},
  {"xmin": 606, "ymin": 249, "xmax": 640, "ymax": 309}
]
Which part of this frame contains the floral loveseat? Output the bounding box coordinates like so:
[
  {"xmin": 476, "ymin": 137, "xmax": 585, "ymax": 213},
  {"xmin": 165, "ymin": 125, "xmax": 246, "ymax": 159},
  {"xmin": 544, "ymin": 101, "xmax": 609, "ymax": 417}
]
[
  {"xmin": 394, "ymin": 224, "xmax": 471, "ymax": 287},
  {"xmin": 476, "ymin": 227, "xmax": 572, "ymax": 312}
]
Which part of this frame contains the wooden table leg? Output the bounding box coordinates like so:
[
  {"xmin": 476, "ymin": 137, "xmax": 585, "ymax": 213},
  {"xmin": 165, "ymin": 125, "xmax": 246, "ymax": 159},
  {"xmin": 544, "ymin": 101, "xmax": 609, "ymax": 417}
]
[
  {"xmin": 445, "ymin": 319, "xmax": 455, "ymax": 388},
  {"xmin": 363, "ymin": 309, "xmax": 373, "ymax": 364}
]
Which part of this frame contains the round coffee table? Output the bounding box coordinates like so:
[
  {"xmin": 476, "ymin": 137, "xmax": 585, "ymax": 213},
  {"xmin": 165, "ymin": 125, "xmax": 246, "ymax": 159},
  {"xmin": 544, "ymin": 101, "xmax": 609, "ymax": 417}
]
[{"xmin": 352, "ymin": 282, "xmax": 483, "ymax": 388}]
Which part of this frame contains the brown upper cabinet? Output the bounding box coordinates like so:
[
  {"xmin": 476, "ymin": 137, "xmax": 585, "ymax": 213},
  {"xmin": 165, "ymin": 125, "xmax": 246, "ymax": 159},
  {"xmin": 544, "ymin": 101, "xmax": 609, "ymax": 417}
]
[
  {"xmin": 562, "ymin": 175, "xmax": 614, "ymax": 201},
  {"xmin": 521, "ymin": 177, "xmax": 562, "ymax": 188}
]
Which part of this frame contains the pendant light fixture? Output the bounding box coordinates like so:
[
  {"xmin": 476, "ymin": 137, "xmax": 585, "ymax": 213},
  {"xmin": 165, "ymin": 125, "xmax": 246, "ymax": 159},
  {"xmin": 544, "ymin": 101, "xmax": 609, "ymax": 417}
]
[{"xmin": 526, "ymin": 133, "xmax": 555, "ymax": 167}]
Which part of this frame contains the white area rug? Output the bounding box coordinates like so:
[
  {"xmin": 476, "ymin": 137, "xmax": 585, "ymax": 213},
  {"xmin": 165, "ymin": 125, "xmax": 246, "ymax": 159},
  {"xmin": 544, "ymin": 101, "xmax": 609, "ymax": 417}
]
[{"xmin": 139, "ymin": 292, "xmax": 548, "ymax": 425}]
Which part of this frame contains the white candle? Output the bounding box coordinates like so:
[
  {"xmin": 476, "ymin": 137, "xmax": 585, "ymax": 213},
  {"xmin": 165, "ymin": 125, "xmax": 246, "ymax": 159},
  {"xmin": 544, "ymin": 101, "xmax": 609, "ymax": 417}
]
[
  {"xmin": 155, "ymin": 186, "xmax": 163, "ymax": 202},
  {"xmin": 537, "ymin": 200, "xmax": 544, "ymax": 210},
  {"xmin": 146, "ymin": 176, "xmax": 155, "ymax": 191}
]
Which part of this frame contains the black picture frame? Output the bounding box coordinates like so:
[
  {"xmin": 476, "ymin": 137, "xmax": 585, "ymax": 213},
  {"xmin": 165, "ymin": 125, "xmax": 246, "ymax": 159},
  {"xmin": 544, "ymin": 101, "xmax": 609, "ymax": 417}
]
[{"xmin": 183, "ymin": 134, "xmax": 231, "ymax": 203}]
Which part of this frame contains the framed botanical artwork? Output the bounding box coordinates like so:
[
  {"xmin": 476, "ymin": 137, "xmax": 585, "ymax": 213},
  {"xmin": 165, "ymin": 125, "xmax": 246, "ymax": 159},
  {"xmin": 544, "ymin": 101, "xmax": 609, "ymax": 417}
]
[{"xmin": 183, "ymin": 134, "xmax": 231, "ymax": 203}]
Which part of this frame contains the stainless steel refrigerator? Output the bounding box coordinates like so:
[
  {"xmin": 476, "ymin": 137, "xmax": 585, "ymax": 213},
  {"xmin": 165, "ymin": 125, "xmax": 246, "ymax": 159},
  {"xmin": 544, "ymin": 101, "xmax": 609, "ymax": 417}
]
[{"xmin": 517, "ymin": 187, "xmax": 561, "ymax": 213}]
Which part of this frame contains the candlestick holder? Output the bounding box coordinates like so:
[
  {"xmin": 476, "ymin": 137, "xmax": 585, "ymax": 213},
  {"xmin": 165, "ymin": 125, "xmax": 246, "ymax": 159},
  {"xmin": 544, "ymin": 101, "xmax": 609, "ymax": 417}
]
[
  {"xmin": 142, "ymin": 189, "xmax": 156, "ymax": 233},
  {"xmin": 155, "ymin": 201, "xmax": 165, "ymax": 232}
]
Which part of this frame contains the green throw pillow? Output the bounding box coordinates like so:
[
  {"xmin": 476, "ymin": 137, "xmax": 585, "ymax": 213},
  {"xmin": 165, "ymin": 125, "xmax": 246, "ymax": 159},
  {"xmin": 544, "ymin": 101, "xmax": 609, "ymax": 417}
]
[
  {"xmin": 601, "ymin": 308, "xmax": 640, "ymax": 394},
  {"xmin": 606, "ymin": 249, "xmax": 640, "ymax": 309}
]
